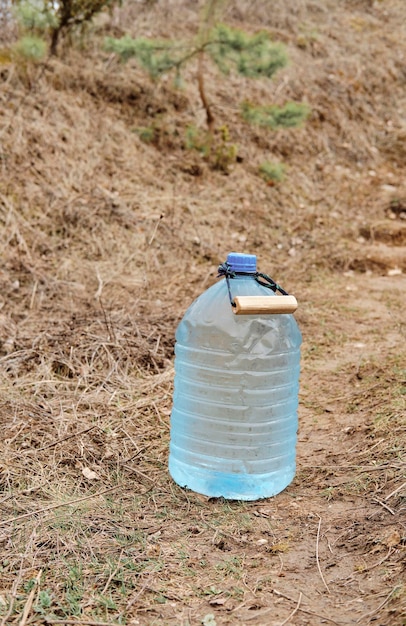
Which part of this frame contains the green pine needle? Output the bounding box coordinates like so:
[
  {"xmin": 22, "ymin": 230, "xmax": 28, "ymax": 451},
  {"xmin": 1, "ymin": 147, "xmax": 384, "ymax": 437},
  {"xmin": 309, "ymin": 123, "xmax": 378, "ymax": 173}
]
[
  {"xmin": 105, "ymin": 36, "xmax": 184, "ymax": 78},
  {"xmin": 208, "ymin": 25, "xmax": 288, "ymax": 78},
  {"xmin": 259, "ymin": 161, "xmax": 285, "ymax": 183},
  {"xmin": 241, "ymin": 101, "xmax": 310, "ymax": 129},
  {"xmin": 13, "ymin": 35, "xmax": 47, "ymax": 61}
]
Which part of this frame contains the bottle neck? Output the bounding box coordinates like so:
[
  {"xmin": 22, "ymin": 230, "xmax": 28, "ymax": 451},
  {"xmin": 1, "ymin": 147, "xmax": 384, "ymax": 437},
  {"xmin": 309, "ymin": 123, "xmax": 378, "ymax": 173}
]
[
  {"xmin": 218, "ymin": 262, "xmax": 287, "ymax": 296},
  {"xmin": 229, "ymin": 272, "xmax": 256, "ymax": 279}
]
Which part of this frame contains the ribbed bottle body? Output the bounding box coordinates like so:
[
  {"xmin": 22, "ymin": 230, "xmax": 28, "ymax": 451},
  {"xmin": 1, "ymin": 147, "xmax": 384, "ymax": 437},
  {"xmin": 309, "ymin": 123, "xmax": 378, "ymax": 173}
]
[{"xmin": 169, "ymin": 276, "xmax": 301, "ymax": 500}]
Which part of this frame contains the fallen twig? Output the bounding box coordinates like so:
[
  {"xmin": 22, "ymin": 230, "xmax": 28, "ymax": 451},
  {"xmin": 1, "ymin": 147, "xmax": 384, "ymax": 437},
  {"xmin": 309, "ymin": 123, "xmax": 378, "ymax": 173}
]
[
  {"xmin": 101, "ymin": 549, "xmax": 124, "ymax": 596},
  {"xmin": 365, "ymin": 547, "xmax": 394, "ymax": 572},
  {"xmin": 385, "ymin": 481, "xmax": 406, "ymax": 501},
  {"xmin": 22, "ymin": 425, "xmax": 99, "ymax": 453},
  {"xmin": 356, "ymin": 585, "xmax": 401, "ymax": 623},
  {"xmin": 0, "ymin": 485, "xmax": 121, "ymax": 527},
  {"xmin": 272, "ymin": 590, "xmax": 341, "ymax": 625},
  {"xmin": 316, "ymin": 515, "xmax": 330, "ymax": 593},
  {"xmin": 45, "ymin": 617, "xmax": 116, "ymax": 626},
  {"xmin": 279, "ymin": 591, "xmax": 303, "ymax": 625},
  {"xmin": 19, "ymin": 569, "xmax": 42, "ymax": 626},
  {"xmin": 0, "ymin": 569, "xmax": 22, "ymax": 626},
  {"xmin": 372, "ymin": 497, "xmax": 395, "ymax": 515}
]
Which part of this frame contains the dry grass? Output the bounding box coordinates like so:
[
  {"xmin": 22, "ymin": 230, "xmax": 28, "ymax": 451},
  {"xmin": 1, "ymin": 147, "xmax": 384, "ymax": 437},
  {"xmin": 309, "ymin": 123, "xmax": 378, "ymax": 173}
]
[{"xmin": 0, "ymin": 0, "xmax": 405, "ymax": 624}]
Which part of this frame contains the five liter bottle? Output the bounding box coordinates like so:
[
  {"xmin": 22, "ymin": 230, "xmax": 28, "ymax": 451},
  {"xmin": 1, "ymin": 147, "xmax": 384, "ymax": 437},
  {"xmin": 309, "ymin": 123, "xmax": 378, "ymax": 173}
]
[{"xmin": 169, "ymin": 252, "xmax": 302, "ymax": 501}]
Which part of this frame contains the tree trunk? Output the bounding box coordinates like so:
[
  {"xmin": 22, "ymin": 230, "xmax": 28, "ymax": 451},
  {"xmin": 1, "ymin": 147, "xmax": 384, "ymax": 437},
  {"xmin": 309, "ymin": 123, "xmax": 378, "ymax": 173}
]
[{"xmin": 197, "ymin": 51, "xmax": 215, "ymax": 132}]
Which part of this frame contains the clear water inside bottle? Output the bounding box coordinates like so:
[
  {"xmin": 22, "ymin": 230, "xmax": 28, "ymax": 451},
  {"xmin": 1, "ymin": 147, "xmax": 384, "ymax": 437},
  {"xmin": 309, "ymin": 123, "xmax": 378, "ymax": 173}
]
[{"xmin": 169, "ymin": 275, "xmax": 302, "ymax": 500}]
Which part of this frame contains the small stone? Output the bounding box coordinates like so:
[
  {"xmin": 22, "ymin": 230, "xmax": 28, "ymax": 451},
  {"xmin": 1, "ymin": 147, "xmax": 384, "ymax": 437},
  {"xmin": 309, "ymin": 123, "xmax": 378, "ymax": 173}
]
[{"xmin": 387, "ymin": 268, "xmax": 402, "ymax": 276}]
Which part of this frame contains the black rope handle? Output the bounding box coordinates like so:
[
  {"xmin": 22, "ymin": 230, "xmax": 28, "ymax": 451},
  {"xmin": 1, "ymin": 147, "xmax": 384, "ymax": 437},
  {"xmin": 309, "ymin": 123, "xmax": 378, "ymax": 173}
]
[{"xmin": 217, "ymin": 262, "xmax": 289, "ymax": 308}]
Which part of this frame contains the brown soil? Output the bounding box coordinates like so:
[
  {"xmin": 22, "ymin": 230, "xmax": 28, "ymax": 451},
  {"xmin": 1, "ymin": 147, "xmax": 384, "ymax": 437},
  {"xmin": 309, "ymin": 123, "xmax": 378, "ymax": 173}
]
[{"xmin": 0, "ymin": 1, "xmax": 405, "ymax": 625}]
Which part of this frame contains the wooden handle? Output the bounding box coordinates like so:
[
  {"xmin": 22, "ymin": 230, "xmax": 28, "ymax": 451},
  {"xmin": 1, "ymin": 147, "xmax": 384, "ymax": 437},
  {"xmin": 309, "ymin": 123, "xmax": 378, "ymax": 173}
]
[{"xmin": 233, "ymin": 295, "xmax": 298, "ymax": 315}]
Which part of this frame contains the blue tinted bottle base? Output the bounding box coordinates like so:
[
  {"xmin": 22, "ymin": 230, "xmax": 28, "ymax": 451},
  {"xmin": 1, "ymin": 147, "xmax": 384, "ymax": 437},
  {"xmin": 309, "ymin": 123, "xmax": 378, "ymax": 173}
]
[{"xmin": 169, "ymin": 457, "xmax": 295, "ymax": 501}]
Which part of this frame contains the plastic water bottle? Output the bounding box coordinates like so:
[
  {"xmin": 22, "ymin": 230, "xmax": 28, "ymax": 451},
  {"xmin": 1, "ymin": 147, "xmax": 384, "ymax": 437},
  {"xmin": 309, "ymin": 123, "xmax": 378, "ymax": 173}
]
[{"xmin": 169, "ymin": 252, "xmax": 302, "ymax": 500}]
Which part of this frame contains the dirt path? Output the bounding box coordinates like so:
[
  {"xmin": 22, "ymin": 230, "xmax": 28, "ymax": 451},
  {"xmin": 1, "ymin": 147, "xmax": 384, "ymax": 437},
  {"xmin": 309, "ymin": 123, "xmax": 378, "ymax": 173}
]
[
  {"xmin": 270, "ymin": 272, "xmax": 405, "ymax": 625},
  {"xmin": 142, "ymin": 271, "xmax": 405, "ymax": 626}
]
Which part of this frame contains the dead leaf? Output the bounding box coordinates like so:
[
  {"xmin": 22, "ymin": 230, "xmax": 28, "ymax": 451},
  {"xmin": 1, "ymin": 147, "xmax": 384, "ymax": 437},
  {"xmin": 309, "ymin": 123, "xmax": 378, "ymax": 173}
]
[
  {"xmin": 384, "ymin": 530, "xmax": 401, "ymax": 548},
  {"xmin": 209, "ymin": 598, "xmax": 227, "ymax": 607},
  {"xmin": 82, "ymin": 467, "xmax": 100, "ymax": 480}
]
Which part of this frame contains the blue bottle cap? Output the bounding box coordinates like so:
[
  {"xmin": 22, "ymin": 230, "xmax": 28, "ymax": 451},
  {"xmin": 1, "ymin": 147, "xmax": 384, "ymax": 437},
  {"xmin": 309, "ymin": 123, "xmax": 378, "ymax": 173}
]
[{"xmin": 226, "ymin": 252, "xmax": 257, "ymax": 273}]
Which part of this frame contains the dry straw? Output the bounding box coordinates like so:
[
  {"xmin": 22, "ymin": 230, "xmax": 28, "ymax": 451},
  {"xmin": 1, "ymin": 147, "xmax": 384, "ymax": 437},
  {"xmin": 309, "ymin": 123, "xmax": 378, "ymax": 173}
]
[{"xmin": 0, "ymin": 0, "xmax": 405, "ymax": 623}]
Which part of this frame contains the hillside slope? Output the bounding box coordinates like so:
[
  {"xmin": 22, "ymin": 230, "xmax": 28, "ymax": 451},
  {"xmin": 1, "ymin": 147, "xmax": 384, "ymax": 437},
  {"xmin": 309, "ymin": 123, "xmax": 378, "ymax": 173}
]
[{"xmin": 0, "ymin": 1, "xmax": 405, "ymax": 624}]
